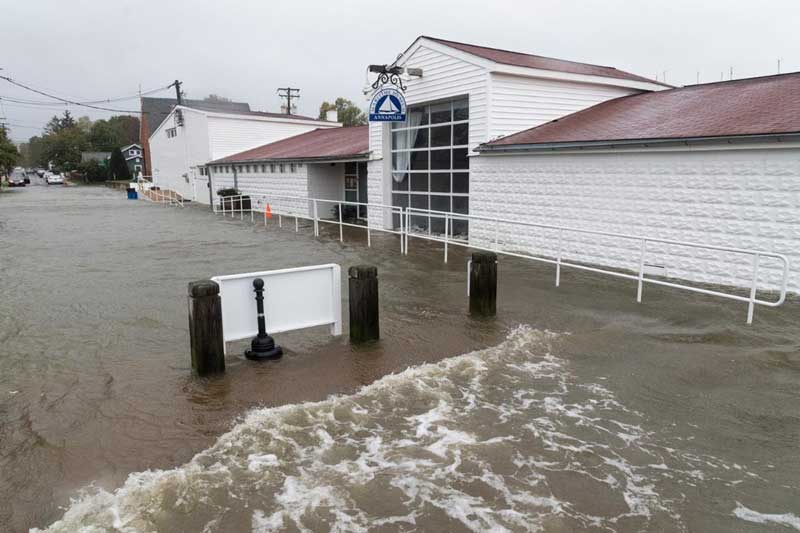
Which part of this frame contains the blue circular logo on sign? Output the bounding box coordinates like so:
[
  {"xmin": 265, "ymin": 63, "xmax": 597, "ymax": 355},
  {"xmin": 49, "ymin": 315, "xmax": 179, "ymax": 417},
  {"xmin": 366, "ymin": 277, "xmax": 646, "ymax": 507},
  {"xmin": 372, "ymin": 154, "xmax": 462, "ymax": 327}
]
[{"xmin": 369, "ymin": 87, "xmax": 407, "ymax": 122}]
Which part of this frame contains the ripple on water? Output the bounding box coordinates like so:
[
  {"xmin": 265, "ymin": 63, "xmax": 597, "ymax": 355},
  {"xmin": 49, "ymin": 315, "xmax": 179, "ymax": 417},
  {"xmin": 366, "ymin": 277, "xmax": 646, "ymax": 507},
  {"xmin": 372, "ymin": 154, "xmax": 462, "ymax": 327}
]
[{"xmin": 35, "ymin": 326, "xmax": 793, "ymax": 532}]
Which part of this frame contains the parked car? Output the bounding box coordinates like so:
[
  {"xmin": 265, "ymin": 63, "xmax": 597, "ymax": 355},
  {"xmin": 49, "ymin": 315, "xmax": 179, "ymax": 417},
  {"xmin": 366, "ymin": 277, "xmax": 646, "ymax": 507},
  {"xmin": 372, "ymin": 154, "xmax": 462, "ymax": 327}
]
[
  {"xmin": 46, "ymin": 173, "xmax": 65, "ymax": 185},
  {"xmin": 8, "ymin": 174, "xmax": 26, "ymax": 187},
  {"xmin": 36, "ymin": 169, "xmax": 45, "ymax": 177}
]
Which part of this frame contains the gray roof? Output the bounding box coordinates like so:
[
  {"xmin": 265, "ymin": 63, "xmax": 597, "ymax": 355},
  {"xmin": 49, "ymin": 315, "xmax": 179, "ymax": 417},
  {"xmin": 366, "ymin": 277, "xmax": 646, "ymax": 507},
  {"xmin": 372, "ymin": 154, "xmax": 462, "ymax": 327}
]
[
  {"xmin": 140, "ymin": 97, "xmax": 251, "ymax": 138},
  {"xmin": 81, "ymin": 152, "xmax": 110, "ymax": 162}
]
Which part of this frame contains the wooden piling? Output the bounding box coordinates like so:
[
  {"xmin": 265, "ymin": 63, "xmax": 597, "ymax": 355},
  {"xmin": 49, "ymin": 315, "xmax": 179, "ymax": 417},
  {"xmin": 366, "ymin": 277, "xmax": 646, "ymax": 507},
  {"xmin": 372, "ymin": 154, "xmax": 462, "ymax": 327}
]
[
  {"xmin": 188, "ymin": 280, "xmax": 225, "ymax": 375},
  {"xmin": 349, "ymin": 265, "xmax": 379, "ymax": 342},
  {"xmin": 469, "ymin": 252, "xmax": 497, "ymax": 317}
]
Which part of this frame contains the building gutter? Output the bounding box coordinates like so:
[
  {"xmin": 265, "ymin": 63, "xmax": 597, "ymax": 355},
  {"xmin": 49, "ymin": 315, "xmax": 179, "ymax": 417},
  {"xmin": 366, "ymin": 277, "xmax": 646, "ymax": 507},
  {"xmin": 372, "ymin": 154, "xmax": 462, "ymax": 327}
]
[
  {"xmin": 210, "ymin": 153, "xmax": 371, "ymax": 166},
  {"xmin": 477, "ymin": 132, "xmax": 800, "ymax": 154}
]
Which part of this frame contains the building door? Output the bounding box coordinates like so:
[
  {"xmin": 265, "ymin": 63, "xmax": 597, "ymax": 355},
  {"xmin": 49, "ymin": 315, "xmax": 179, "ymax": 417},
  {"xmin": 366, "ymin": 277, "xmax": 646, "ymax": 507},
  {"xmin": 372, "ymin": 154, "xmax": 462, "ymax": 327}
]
[
  {"xmin": 345, "ymin": 162, "xmax": 368, "ymax": 220},
  {"xmin": 357, "ymin": 162, "xmax": 368, "ymax": 218}
]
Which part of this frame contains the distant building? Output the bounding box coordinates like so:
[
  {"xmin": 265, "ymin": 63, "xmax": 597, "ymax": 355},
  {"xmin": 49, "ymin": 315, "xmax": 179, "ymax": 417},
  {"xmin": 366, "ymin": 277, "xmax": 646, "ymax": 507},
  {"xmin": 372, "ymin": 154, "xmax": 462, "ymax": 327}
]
[
  {"xmin": 119, "ymin": 143, "xmax": 144, "ymax": 175},
  {"xmin": 139, "ymin": 97, "xmax": 252, "ymax": 178},
  {"xmin": 148, "ymin": 104, "xmax": 341, "ymax": 203},
  {"xmin": 80, "ymin": 151, "xmax": 110, "ymax": 164}
]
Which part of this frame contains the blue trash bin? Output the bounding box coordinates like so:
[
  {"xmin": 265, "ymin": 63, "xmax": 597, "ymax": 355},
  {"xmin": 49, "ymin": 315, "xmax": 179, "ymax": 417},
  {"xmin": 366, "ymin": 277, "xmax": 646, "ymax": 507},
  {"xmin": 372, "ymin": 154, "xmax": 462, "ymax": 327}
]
[{"xmin": 127, "ymin": 188, "xmax": 138, "ymax": 200}]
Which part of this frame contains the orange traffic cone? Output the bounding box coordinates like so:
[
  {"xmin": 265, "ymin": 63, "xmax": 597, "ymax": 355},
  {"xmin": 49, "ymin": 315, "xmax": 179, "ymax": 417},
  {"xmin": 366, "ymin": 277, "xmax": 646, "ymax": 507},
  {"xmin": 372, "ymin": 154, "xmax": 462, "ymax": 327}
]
[{"xmin": 266, "ymin": 203, "xmax": 273, "ymax": 219}]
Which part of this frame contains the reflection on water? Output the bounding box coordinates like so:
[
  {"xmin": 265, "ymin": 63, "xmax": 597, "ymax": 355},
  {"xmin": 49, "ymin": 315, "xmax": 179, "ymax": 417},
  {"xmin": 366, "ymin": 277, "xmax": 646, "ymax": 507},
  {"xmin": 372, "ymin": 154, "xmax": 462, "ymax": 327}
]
[{"xmin": 1, "ymin": 186, "xmax": 799, "ymax": 532}]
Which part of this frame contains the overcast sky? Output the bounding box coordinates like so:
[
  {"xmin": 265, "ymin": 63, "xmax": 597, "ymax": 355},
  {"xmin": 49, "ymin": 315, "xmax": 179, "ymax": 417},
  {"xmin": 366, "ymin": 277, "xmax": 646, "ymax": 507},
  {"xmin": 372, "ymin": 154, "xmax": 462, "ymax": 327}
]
[{"xmin": 1, "ymin": 0, "xmax": 798, "ymax": 142}]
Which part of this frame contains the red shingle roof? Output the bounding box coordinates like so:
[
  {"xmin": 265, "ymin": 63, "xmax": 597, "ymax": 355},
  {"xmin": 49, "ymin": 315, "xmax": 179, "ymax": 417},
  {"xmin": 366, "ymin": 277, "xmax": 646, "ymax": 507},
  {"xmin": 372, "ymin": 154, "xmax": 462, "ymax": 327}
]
[
  {"xmin": 213, "ymin": 126, "xmax": 369, "ymax": 163},
  {"xmin": 483, "ymin": 72, "xmax": 800, "ymax": 148},
  {"xmin": 423, "ymin": 37, "xmax": 669, "ymax": 87}
]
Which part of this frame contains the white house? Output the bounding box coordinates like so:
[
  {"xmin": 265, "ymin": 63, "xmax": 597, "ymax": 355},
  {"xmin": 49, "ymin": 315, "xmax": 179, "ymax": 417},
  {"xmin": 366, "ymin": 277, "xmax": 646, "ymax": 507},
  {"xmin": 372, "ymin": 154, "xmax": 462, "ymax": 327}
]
[
  {"xmin": 208, "ymin": 36, "xmax": 800, "ymax": 296},
  {"xmin": 148, "ymin": 105, "xmax": 341, "ymax": 203}
]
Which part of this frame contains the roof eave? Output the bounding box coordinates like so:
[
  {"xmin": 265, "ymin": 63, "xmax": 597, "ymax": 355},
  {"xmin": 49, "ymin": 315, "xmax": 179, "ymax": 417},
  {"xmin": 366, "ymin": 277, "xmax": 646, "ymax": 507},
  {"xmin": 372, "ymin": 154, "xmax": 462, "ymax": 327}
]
[
  {"xmin": 478, "ymin": 132, "xmax": 800, "ymax": 153},
  {"xmin": 210, "ymin": 152, "xmax": 371, "ymax": 165}
]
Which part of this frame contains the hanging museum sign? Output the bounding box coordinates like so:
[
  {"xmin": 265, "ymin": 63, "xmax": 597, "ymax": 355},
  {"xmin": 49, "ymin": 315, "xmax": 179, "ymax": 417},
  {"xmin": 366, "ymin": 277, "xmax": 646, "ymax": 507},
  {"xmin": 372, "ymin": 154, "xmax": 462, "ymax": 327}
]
[{"xmin": 369, "ymin": 71, "xmax": 407, "ymax": 122}]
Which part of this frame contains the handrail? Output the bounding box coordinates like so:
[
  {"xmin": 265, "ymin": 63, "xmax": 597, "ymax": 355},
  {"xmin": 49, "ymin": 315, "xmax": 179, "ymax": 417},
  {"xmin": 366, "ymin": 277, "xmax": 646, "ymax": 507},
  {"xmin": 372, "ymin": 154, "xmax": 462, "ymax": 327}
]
[
  {"xmin": 214, "ymin": 193, "xmax": 405, "ymax": 254},
  {"xmin": 404, "ymin": 207, "xmax": 790, "ymax": 324},
  {"xmin": 206, "ymin": 191, "xmax": 789, "ymax": 324}
]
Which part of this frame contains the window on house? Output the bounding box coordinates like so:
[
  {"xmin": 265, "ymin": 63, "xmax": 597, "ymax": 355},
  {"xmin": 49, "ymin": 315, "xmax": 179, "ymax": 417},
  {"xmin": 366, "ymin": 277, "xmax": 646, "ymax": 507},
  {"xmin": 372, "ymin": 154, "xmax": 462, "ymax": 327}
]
[
  {"xmin": 290, "ymin": 163, "xmax": 296, "ymax": 172},
  {"xmin": 269, "ymin": 164, "xmax": 275, "ymax": 173},
  {"xmin": 166, "ymin": 128, "xmax": 177, "ymax": 138},
  {"xmin": 279, "ymin": 164, "xmax": 285, "ymax": 173},
  {"xmin": 391, "ymin": 97, "xmax": 469, "ymax": 236}
]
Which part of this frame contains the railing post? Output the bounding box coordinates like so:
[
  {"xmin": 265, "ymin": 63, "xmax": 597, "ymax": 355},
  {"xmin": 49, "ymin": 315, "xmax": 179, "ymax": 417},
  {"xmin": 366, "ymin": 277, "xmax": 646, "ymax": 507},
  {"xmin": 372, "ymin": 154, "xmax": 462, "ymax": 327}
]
[
  {"xmin": 556, "ymin": 228, "xmax": 563, "ymax": 287},
  {"xmin": 366, "ymin": 209, "xmax": 372, "ymax": 248},
  {"xmin": 444, "ymin": 213, "xmax": 449, "ymax": 264},
  {"xmin": 295, "ymin": 216, "xmax": 299, "ymax": 233},
  {"xmin": 405, "ymin": 209, "xmax": 410, "ymax": 255},
  {"xmin": 747, "ymin": 254, "xmax": 760, "ymax": 325},
  {"xmin": 279, "ymin": 214, "xmax": 282, "ymax": 228},
  {"xmin": 313, "ymin": 200, "xmax": 319, "ymax": 237},
  {"xmin": 349, "ymin": 265, "xmax": 379, "ymax": 343},
  {"xmin": 469, "ymin": 252, "xmax": 497, "ymax": 317},
  {"xmin": 636, "ymin": 239, "xmax": 647, "ymax": 303},
  {"xmin": 338, "ymin": 201, "xmax": 344, "ymax": 242},
  {"xmin": 494, "ymin": 219, "xmax": 499, "ymax": 250},
  {"xmin": 187, "ymin": 280, "xmax": 225, "ymax": 376},
  {"xmin": 240, "ymin": 196, "xmax": 243, "ymax": 221}
]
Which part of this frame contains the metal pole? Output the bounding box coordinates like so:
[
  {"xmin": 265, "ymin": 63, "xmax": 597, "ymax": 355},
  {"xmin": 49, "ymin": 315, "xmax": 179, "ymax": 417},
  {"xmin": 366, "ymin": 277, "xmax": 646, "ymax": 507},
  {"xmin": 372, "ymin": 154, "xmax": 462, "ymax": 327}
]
[
  {"xmin": 313, "ymin": 200, "xmax": 319, "ymax": 237},
  {"xmin": 366, "ymin": 211, "xmax": 371, "ymax": 248},
  {"xmin": 444, "ymin": 213, "xmax": 449, "ymax": 263},
  {"xmin": 747, "ymin": 254, "xmax": 760, "ymax": 325},
  {"xmin": 338, "ymin": 202, "xmax": 344, "ymax": 242},
  {"xmin": 556, "ymin": 229, "xmax": 563, "ymax": 287},
  {"xmin": 636, "ymin": 239, "xmax": 647, "ymax": 303}
]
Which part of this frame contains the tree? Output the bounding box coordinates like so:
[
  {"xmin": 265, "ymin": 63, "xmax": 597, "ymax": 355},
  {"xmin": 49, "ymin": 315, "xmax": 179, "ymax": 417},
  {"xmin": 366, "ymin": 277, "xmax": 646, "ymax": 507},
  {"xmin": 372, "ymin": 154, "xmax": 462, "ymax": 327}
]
[
  {"xmin": 76, "ymin": 159, "xmax": 108, "ymax": 182},
  {"xmin": 45, "ymin": 110, "xmax": 77, "ymax": 134},
  {"xmin": 204, "ymin": 94, "xmax": 232, "ymax": 103},
  {"xmin": 89, "ymin": 116, "xmax": 139, "ymax": 152},
  {"xmin": 318, "ymin": 97, "xmax": 367, "ymax": 126},
  {"xmin": 108, "ymin": 147, "xmax": 131, "ymax": 180},
  {"xmin": 0, "ymin": 127, "xmax": 20, "ymax": 176}
]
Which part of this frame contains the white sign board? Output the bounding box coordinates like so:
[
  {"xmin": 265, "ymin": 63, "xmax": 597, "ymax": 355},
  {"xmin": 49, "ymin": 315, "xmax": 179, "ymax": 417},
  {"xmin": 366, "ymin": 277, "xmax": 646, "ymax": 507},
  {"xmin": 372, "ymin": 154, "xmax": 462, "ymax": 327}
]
[{"xmin": 211, "ymin": 264, "xmax": 342, "ymax": 343}]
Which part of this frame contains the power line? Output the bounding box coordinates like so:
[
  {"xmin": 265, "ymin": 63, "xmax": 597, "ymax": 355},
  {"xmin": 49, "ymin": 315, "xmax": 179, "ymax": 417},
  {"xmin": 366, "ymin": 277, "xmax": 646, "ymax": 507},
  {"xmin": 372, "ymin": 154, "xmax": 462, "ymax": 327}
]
[
  {"xmin": 0, "ymin": 85, "xmax": 169, "ymax": 107},
  {"xmin": 0, "ymin": 75, "xmax": 149, "ymax": 113}
]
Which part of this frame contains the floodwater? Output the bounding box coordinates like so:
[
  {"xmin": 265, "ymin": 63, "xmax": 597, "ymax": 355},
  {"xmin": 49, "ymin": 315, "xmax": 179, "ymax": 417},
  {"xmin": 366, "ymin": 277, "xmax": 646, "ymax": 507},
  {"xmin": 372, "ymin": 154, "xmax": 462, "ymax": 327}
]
[{"xmin": 1, "ymin": 184, "xmax": 799, "ymax": 532}]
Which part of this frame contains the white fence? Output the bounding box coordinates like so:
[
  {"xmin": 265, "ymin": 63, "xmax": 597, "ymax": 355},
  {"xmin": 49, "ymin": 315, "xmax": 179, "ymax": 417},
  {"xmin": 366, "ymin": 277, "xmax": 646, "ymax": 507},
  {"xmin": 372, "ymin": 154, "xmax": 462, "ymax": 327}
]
[
  {"xmin": 198, "ymin": 193, "xmax": 790, "ymax": 324},
  {"xmin": 138, "ymin": 182, "xmax": 184, "ymax": 207},
  {"xmin": 211, "ymin": 264, "xmax": 342, "ymax": 346}
]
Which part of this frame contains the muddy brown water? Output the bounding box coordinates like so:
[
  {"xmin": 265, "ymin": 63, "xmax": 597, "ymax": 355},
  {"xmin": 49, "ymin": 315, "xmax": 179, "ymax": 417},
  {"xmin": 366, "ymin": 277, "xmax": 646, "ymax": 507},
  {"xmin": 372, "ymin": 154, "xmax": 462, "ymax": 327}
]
[{"xmin": 1, "ymin": 185, "xmax": 798, "ymax": 532}]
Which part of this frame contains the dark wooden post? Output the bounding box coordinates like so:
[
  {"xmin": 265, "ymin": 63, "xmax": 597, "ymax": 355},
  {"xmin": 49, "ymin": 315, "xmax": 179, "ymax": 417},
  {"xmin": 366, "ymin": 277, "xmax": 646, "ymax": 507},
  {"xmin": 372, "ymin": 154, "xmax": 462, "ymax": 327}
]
[
  {"xmin": 469, "ymin": 252, "xmax": 497, "ymax": 317},
  {"xmin": 349, "ymin": 265, "xmax": 379, "ymax": 343},
  {"xmin": 188, "ymin": 280, "xmax": 225, "ymax": 375}
]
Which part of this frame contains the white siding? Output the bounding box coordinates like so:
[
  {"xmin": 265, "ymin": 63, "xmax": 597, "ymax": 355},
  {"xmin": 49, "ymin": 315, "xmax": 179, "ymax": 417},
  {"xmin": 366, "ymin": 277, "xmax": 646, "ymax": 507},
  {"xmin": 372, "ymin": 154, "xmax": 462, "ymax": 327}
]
[
  {"xmin": 308, "ymin": 164, "xmax": 345, "ymax": 218},
  {"xmin": 210, "ymin": 164, "xmax": 310, "ymax": 216},
  {"xmin": 470, "ymin": 146, "xmax": 800, "ymax": 295},
  {"xmin": 400, "ymin": 44, "xmax": 489, "ymax": 153},
  {"xmin": 149, "ymin": 108, "xmax": 210, "ymax": 200},
  {"xmin": 488, "ymin": 73, "xmax": 639, "ymax": 141},
  {"xmin": 207, "ymin": 117, "xmax": 336, "ymax": 161}
]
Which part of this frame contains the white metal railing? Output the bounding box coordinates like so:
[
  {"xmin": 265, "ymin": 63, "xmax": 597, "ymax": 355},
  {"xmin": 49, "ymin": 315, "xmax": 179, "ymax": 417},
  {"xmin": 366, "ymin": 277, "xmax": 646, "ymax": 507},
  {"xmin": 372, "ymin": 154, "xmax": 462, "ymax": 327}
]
[
  {"xmin": 139, "ymin": 185, "xmax": 184, "ymax": 207},
  {"xmin": 207, "ymin": 194, "xmax": 790, "ymax": 323},
  {"xmin": 403, "ymin": 207, "xmax": 790, "ymax": 324},
  {"xmin": 214, "ymin": 193, "xmax": 405, "ymax": 253}
]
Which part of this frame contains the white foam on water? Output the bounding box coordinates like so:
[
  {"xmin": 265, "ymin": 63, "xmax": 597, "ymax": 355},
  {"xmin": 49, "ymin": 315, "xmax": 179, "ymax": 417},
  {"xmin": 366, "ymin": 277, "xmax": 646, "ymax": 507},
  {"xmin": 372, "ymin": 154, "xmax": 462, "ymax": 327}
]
[
  {"xmin": 733, "ymin": 502, "xmax": 800, "ymax": 531},
  {"xmin": 36, "ymin": 325, "xmax": 783, "ymax": 532}
]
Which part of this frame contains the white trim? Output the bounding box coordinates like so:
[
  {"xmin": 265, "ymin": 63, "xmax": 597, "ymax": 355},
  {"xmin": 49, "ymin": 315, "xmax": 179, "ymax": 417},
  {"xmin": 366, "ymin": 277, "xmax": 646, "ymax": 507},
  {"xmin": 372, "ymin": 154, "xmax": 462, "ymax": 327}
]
[
  {"xmin": 398, "ymin": 37, "xmax": 667, "ymax": 93},
  {"xmin": 478, "ymin": 139, "xmax": 800, "ymax": 156}
]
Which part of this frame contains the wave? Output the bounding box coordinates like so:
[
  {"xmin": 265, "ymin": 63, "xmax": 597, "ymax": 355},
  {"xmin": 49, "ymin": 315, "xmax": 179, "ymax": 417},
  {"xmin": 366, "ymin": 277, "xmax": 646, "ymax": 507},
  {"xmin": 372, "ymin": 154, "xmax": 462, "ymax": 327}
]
[{"xmin": 36, "ymin": 326, "xmax": 786, "ymax": 532}]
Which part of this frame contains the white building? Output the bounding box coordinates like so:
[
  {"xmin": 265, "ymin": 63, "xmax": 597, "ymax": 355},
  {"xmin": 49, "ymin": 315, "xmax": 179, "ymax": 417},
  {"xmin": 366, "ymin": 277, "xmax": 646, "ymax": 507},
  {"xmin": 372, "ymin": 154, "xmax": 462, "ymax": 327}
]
[
  {"xmin": 209, "ymin": 36, "xmax": 800, "ymax": 296},
  {"xmin": 149, "ymin": 105, "xmax": 340, "ymax": 203}
]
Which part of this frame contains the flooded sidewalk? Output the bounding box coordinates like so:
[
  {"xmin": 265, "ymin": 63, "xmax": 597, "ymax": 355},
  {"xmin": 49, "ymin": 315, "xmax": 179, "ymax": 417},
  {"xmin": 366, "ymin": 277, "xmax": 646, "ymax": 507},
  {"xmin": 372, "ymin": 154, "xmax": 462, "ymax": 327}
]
[{"xmin": 1, "ymin": 186, "xmax": 799, "ymax": 532}]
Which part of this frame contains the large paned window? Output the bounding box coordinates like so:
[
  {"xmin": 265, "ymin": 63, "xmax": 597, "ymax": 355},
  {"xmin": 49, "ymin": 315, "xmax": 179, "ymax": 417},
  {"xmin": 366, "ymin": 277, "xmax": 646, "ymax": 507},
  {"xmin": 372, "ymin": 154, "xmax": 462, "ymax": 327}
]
[{"xmin": 390, "ymin": 97, "xmax": 469, "ymax": 235}]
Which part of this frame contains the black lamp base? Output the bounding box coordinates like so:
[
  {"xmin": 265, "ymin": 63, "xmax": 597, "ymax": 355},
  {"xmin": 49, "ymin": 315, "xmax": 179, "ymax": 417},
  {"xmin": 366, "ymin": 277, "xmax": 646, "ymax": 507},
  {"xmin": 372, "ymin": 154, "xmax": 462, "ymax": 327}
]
[{"xmin": 245, "ymin": 334, "xmax": 283, "ymax": 361}]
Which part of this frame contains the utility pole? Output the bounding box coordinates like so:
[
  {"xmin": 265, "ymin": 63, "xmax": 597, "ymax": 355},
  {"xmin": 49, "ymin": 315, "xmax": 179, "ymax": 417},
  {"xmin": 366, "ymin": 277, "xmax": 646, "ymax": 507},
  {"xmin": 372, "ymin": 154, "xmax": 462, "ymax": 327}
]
[
  {"xmin": 170, "ymin": 80, "xmax": 183, "ymax": 105},
  {"xmin": 277, "ymin": 87, "xmax": 300, "ymax": 115}
]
